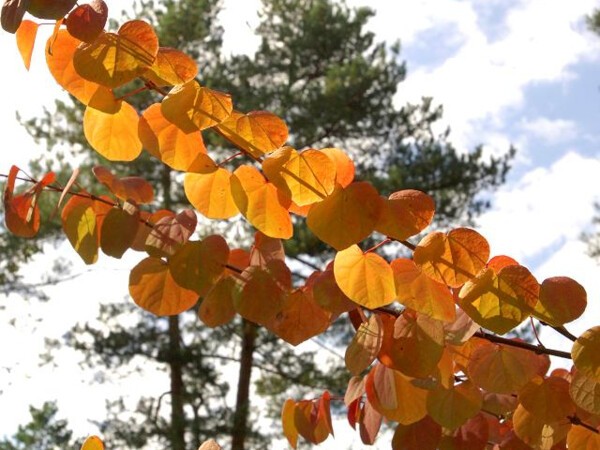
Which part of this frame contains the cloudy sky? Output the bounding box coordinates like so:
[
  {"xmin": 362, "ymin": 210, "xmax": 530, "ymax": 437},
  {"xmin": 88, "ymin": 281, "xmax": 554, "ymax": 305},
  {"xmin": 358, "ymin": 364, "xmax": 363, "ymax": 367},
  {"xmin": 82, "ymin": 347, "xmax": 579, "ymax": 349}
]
[{"xmin": 1, "ymin": 0, "xmax": 600, "ymax": 448}]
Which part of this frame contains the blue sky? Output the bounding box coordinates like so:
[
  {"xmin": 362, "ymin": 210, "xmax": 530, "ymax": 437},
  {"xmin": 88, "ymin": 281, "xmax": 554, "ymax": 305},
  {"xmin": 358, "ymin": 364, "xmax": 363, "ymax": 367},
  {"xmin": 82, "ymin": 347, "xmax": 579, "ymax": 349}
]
[{"xmin": 1, "ymin": 0, "xmax": 600, "ymax": 448}]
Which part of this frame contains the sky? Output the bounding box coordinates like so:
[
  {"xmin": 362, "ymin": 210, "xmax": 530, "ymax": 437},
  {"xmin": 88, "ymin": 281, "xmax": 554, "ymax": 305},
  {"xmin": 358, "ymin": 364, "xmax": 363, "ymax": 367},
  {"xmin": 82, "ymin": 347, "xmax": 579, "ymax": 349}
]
[{"xmin": 1, "ymin": 0, "xmax": 600, "ymax": 448}]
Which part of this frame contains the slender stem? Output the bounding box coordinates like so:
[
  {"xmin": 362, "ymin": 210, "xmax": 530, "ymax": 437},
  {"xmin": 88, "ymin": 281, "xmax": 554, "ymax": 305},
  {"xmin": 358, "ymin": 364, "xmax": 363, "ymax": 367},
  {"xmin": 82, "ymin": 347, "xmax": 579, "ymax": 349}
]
[
  {"xmin": 218, "ymin": 151, "xmax": 244, "ymax": 167},
  {"xmin": 569, "ymin": 415, "xmax": 600, "ymax": 434},
  {"xmin": 530, "ymin": 317, "xmax": 544, "ymax": 347},
  {"xmin": 115, "ymin": 85, "xmax": 150, "ymax": 101},
  {"xmin": 364, "ymin": 238, "xmax": 392, "ymax": 254}
]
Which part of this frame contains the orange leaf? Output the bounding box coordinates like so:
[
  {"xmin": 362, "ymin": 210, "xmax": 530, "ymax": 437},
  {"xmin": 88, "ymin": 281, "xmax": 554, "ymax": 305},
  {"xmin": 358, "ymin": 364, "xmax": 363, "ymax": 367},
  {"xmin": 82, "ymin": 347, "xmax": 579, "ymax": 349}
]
[
  {"xmin": 439, "ymin": 412, "xmax": 490, "ymax": 450},
  {"xmin": 161, "ymin": 80, "xmax": 233, "ymax": 133},
  {"xmin": 139, "ymin": 103, "xmax": 213, "ymax": 172},
  {"xmin": 184, "ymin": 167, "xmax": 239, "ymax": 220},
  {"xmin": 321, "ymin": 147, "xmax": 355, "ymax": 187},
  {"xmin": 426, "ymin": 381, "xmax": 482, "ymax": 430},
  {"xmin": 573, "ymin": 326, "xmax": 600, "ymax": 383},
  {"xmin": 567, "ymin": 424, "xmax": 600, "ymax": 450},
  {"xmin": 143, "ymin": 46, "xmax": 198, "ymax": 87},
  {"xmin": 216, "ymin": 110, "xmax": 288, "ymax": 158},
  {"xmin": 533, "ymin": 276, "xmax": 587, "ymax": 326},
  {"xmin": 45, "ymin": 30, "xmax": 112, "ymax": 107},
  {"xmin": 333, "ymin": 245, "xmax": 396, "ymax": 309},
  {"xmin": 345, "ymin": 314, "xmax": 384, "ymax": 375},
  {"xmin": 65, "ymin": 0, "xmax": 107, "ymax": 43},
  {"xmin": 99, "ymin": 201, "xmax": 140, "ymax": 258},
  {"xmin": 365, "ymin": 363, "xmax": 428, "ymax": 425},
  {"xmin": 282, "ymin": 399, "xmax": 299, "ymax": 449},
  {"xmin": 169, "ymin": 235, "xmax": 229, "ymax": 296},
  {"xmin": 306, "ymin": 182, "xmax": 382, "ymax": 250},
  {"xmin": 80, "ymin": 435, "xmax": 104, "ymax": 450},
  {"xmin": 467, "ymin": 342, "xmax": 539, "ymax": 394},
  {"xmin": 518, "ymin": 376, "xmax": 575, "ymax": 423},
  {"xmin": 312, "ymin": 269, "xmax": 356, "ymax": 316},
  {"xmin": 262, "ymin": 147, "xmax": 336, "ymax": 206},
  {"xmin": 269, "ymin": 288, "xmax": 332, "ymax": 346},
  {"xmin": 92, "ymin": 166, "xmax": 154, "ymax": 204},
  {"xmin": 293, "ymin": 393, "xmax": 332, "ymax": 445},
  {"xmin": 376, "ymin": 190, "xmax": 435, "ymax": 241},
  {"xmin": 458, "ymin": 264, "xmax": 539, "ymax": 334},
  {"xmin": 512, "ymin": 404, "xmax": 570, "ymax": 449},
  {"xmin": 358, "ymin": 399, "xmax": 382, "ymax": 445},
  {"xmin": 198, "ymin": 277, "xmax": 237, "ymax": 328},
  {"xmin": 16, "ymin": 19, "xmax": 38, "ymax": 70},
  {"xmin": 129, "ymin": 257, "xmax": 199, "ymax": 316},
  {"xmin": 145, "ymin": 209, "xmax": 197, "ymax": 258},
  {"xmin": 249, "ymin": 231, "xmax": 285, "ymax": 267},
  {"xmin": 234, "ymin": 266, "xmax": 287, "ymax": 326},
  {"xmin": 73, "ymin": 20, "xmax": 159, "ymax": 88},
  {"xmin": 392, "ymin": 416, "xmax": 442, "ymax": 450},
  {"xmin": 391, "ymin": 258, "xmax": 455, "ymax": 323},
  {"xmin": 230, "ymin": 165, "xmax": 292, "ymax": 239},
  {"xmin": 414, "ymin": 228, "xmax": 490, "ymax": 288},
  {"xmin": 378, "ymin": 311, "xmax": 445, "ymax": 378},
  {"xmin": 130, "ymin": 209, "xmax": 173, "ymax": 252}
]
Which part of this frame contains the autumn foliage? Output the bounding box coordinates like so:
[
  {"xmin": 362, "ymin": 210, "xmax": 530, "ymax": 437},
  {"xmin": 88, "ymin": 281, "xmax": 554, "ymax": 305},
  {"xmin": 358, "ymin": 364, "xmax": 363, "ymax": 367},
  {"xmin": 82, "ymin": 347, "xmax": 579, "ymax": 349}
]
[{"xmin": 2, "ymin": 2, "xmax": 600, "ymax": 449}]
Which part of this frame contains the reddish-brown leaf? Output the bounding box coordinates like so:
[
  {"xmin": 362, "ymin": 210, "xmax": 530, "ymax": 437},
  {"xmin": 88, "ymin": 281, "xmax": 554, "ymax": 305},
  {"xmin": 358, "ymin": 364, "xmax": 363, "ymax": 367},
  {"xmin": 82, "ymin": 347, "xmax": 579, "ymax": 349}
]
[
  {"xmin": 198, "ymin": 276, "xmax": 237, "ymax": 328},
  {"xmin": 392, "ymin": 416, "xmax": 442, "ymax": 450},
  {"xmin": 145, "ymin": 209, "xmax": 197, "ymax": 258},
  {"xmin": 1, "ymin": 0, "xmax": 29, "ymax": 33},
  {"xmin": 65, "ymin": 0, "xmax": 107, "ymax": 43},
  {"xmin": 92, "ymin": 166, "xmax": 154, "ymax": 204}
]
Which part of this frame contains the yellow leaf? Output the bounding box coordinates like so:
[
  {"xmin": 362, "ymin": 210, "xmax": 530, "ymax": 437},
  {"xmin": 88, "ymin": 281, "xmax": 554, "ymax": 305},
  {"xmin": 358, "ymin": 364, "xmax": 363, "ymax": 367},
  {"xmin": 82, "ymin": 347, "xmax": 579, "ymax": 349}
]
[
  {"xmin": 139, "ymin": 103, "xmax": 214, "ymax": 172},
  {"xmin": 262, "ymin": 147, "xmax": 336, "ymax": 206},
  {"xmin": 184, "ymin": 167, "xmax": 239, "ymax": 220},
  {"xmin": 230, "ymin": 165, "xmax": 292, "ymax": 239},
  {"xmin": 129, "ymin": 257, "xmax": 199, "ymax": 316},
  {"xmin": 345, "ymin": 314, "xmax": 383, "ymax": 375},
  {"xmin": 414, "ymin": 228, "xmax": 490, "ymax": 288},
  {"xmin": 84, "ymin": 99, "xmax": 143, "ymax": 161},
  {"xmin": 570, "ymin": 370, "xmax": 600, "ymax": 416},
  {"xmin": 573, "ymin": 326, "xmax": 600, "ymax": 383},
  {"xmin": 307, "ymin": 182, "xmax": 382, "ymax": 250},
  {"xmin": 333, "ymin": 245, "xmax": 395, "ymax": 309},
  {"xmin": 73, "ymin": 20, "xmax": 158, "ymax": 88},
  {"xmin": 99, "ymin": 202, "xmax": 140, "ymax": 258},
  {"xmin": 216, "ymin": 110, "xmax": 288, "ymax": 158},
  {"xmin": 512, "ymin": 404, "xmax": 570, "ymax": 449},
  {"xmin": 282, "ymin": 399, "xmax": 299, "ymax": 449},
  {"xmin": 61, "ymin": 195, "xmax": 101, "ymax": 264},
  {"xmin": 161, "ymin": 80, "xmax": 232, "ymax": 133}
]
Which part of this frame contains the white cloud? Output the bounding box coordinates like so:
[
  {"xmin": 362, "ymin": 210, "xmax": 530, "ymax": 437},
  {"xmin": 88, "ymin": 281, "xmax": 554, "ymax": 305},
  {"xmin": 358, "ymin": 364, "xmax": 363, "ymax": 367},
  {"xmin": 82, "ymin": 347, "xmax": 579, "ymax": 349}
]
[{"xmin": 519, "ymin": 117, "xmax": 579, "ymax": 144}]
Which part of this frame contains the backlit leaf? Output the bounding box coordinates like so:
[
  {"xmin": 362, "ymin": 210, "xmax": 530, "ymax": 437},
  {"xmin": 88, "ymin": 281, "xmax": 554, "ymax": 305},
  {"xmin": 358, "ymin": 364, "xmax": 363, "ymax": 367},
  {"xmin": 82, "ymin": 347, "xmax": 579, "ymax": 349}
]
[
  {"xmin": 129, "ymin": 257, "xmax": 198, "ymax": 316},
  {"xmin": 573, "ymin": 326, "xmax": 600, "ymax": 383},
  {"xmin": 73, "ymin": 20, "xmax": 158, "ymax": 88},
  {"xmin": 570, "ymin": 370, "xmax": 600, "ymax": 415},
  {"xmin": 81, "ymin": 435, "xmax": 104, "ymax": 450},
  {"xmin": 345, "ymin": 314, "xmax": 383, "ymax": 375},
  {"xmin": 376, "ymin": 190, "xmax": 435, "ymax": 241},
  {"xmin": 161, "ymin": 80, "xmax": 232, "ymax": 133},
  {"xmin": 467, "ymin": 342, "xmax": 539, "ymax": 394},
  {"xmin": 16, "ymin": 19, "xmax": 37, "ymax": 70},
  {"xmin": 45, "ymin": 30, "xmax": 114, "ymax": 107},
  {"xmin": 198, "ymin": 277, "xmax": 236, "ymax": 328},
  {"xmin": 294, "ymin": 399, "xmax": 330, "ymax": 446},
  {"xmin": 359, "ymin": 399, "xmax": 382, "ymax": 445},
  {"xmin": 365, "ymin": 363, "xmax": 428, "ymax": 425},
  {"xmin": 307, "ymin": 182, "xmax": 382, "ymax": 250},
  {"xmin": 378, "ymin": 310, "xmax": 445, "ymax": 378},
  {"xmin": 344, "ymin": 376, "xmax": 365, "ymax": 406},
  {"xmin": 282, "ymin": 399, "xmax": 298, "ymax": 449},
  {"xmin": 333, "ymin": 245, "xmax": 395, "ymax": 309},
  {"xmin": 321, "ymin": 147, "xmax": 355, "ymax": 187},
  {"xmin": 427, "ymin": 381, "xmax": 483, "ymax": 430},
  {"xmin": 533, "ymin": 276, "xmax": 587, "ymax": 326},
  {"xmin": 131, "ymin": 210, "xmax": 173, "ymax": 252},
  {"xmin": 312, "ymin": 269, "xmax": 357, "ymax": 316},
  {"xmin": 216, "ymin": 110, "xmax": 288, "ymax": 158},
  {"xmin": 391, "ymin": 258, "xmax": 455, "ymax": 323},
  {"xmin": 414, "ymin": 228, "xmax": 490, "ymax": 288},
  {"xmin": 92, "ymin": 166, "xmax": 154, "ymax": 204},
  {"xmin": 61, "ymin": 195, "xmax": 100, "ymax": 264},
  {"xmin": 443, "ymin": 308, "xmax": 480, "ymax": 345},
  {"xmin": 65, "ymin": 0, "xmax": 107, "ymax": 43},
  {"xmin": 139, "ymin": 103, "xmax": 214, "ymax": 172},
  {"xmin": 392, "ymin": 416, "xmax": 442, "ymax": 450},
  {"xmin": 145, "ymin": 209, "xmax": 197, "ymax": 258},
  {"xmin": 99, "ymin": 201, "xmax": 140, "ymax": 258},
  {"xmin": 458, "ymin": 264, "xmax": 539, "ymax": 334},
  {"xmin": 519, "ymin": 376, "xmax": 575, "ymax": 424},
  {"xmin": 234, "ymin": 267, "xmax": 287, "ymax": 326},
  {"xmin": 184, "ymin": 167, "xmax": 239, "ymax": 220},
  {"xmin": 169, "ymin": 235, "xmax": 229, "ymax": 296},
  {"xmin": 230, "ymin": 165, "xmax": 292, "ymax": 239},
  {"xmin": 249, "ymin": 231, "xmax": 285, "ymax": 267},
  {"xmin": 84, "ymin": 98, "xmax": 143, "ymax": 161},
  {"xmin": 262, "ymin": 147, "xmax": 336, "ymax": 206},
  {"xmin": 512, "ymin": 404, "xmax": 570, "ymax": 449},
  {"xmin": 566, "ymin": 420, "xmax": 600, "ymax": 449},
  {"xmin": 143, "ymin": 46, "xmax": 198, "ymax": 87}
]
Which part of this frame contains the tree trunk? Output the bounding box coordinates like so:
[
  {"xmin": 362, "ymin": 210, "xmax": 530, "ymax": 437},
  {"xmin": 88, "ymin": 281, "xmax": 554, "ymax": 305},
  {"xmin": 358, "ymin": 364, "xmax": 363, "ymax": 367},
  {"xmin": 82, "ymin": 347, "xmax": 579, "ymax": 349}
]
[
  {"xmin": 231, "ymin": 320, "xmax": 258, "ymax": 450},
  {"xmin": 168, "ymin": 315, "xmax": 187, "ymax": 450}
]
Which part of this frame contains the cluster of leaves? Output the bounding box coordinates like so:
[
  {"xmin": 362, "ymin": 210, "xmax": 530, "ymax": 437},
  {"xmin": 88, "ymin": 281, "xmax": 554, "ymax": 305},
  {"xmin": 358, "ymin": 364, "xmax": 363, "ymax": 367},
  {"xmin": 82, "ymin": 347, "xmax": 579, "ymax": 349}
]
[{"xmin": 2, "ymin": 1, "xmax": 600, "ymax": 449}]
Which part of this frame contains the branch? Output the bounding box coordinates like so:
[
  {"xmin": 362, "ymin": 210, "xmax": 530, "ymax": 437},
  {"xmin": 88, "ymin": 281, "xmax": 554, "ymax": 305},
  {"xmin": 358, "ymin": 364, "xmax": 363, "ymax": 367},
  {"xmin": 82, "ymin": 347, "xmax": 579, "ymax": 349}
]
[{"xmin": 474, "ymin": 330, "xmax": 572, "ymax": 360}]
